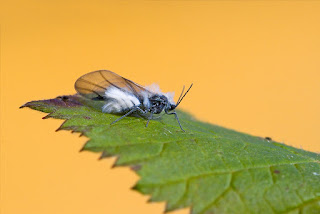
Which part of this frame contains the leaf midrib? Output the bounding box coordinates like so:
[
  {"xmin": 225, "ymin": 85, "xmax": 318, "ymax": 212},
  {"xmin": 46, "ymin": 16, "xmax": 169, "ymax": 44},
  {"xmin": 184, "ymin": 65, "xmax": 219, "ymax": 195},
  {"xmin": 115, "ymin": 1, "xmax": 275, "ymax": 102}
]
[{"xmin": 138, "ymin": 160, "xmax": 318, "ymax": 186}]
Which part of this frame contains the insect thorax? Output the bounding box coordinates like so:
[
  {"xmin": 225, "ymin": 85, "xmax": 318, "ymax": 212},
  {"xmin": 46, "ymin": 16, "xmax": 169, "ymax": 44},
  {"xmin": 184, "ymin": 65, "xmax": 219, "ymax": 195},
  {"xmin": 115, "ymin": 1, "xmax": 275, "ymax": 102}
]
[{"xmin": 148, "ymin": 94, "xmax": 169, "ymax": 114}]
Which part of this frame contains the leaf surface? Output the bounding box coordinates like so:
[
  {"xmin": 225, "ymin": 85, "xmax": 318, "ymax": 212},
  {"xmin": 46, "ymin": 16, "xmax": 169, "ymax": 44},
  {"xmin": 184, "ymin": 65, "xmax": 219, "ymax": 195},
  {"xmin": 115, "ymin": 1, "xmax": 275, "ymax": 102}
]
[{"xmin": 21, "ymin": 95, "xmax": 320, "ymax": 214}]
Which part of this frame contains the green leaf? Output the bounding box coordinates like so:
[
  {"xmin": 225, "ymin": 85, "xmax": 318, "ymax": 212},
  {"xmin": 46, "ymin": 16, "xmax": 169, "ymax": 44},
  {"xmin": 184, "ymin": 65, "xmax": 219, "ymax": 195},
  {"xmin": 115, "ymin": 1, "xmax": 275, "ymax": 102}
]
[{"xmin": 21, "ymin": 95, "xmax": 320, "ymax": 214}]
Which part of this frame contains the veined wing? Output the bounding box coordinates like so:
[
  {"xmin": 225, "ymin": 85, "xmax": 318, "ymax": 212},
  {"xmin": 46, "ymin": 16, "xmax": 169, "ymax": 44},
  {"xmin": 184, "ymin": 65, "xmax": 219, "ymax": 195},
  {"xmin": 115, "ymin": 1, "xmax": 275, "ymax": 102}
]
[{"xmin": 74, "ymin": 70, "xmax": 153, "ymax": 100}]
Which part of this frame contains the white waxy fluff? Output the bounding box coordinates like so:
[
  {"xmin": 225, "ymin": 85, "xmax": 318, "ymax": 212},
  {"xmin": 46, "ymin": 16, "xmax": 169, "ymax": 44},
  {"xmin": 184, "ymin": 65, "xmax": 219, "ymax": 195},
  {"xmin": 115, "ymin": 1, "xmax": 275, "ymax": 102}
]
[
  {"xmin": 145, "ymin": 83, "xmax": 162, "ymax": 94},
  {"xmin": 164, "ymin": 91, "xmax": 175, "ymax": 105},
  {"xmin": 140, "ymin": 90, "xmax": 151, "ymax": 109},
  {"xmin": 145, "ymin": 83, "xmax": 176, "ymax": 105},
  {"xmin": 102, "ymin": 87, "xmax": 140, "ymax": 113}
]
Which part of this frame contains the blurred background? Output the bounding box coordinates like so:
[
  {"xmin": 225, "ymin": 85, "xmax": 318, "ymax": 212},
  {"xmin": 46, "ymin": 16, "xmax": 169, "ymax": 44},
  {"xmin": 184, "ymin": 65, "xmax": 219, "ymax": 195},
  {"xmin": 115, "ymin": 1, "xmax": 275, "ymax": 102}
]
[{"xmin": 1, "ymin": 1, "xmax": 320, "ymax": 214}]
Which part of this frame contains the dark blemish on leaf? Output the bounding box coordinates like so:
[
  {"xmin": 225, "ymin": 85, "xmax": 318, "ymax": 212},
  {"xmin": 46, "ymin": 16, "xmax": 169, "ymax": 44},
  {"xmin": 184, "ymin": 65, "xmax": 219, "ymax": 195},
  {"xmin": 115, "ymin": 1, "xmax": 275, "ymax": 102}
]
[
  {"xmin": 83, "ymin": 116, "xmax": 91, "ymax": 120},
  {"xmin": 273, "ymin": 170, "xmax": 280, "ymax": 174},
  {"xmin": 60, "ymin": 96, "xmax": 69, "ymax": 101},
  {"xmin": 130, "ymin": 165, "xmax": 142, "ymax": 171},
  {"xmin": 55, "ymin": 95, "xmax": 84, "ymax": 107}
]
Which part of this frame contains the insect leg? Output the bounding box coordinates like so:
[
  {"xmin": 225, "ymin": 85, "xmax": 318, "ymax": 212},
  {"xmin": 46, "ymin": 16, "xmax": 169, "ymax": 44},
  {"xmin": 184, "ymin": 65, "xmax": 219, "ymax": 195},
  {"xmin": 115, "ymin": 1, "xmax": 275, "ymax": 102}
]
[
  {"xmin": 146, "ymin": 112, "xmax": 153, "ymax": 127},
  {"xmin": 110, "ymin": 106, "xmax": 146, "ymax": 125},
  {"xmin": 165, "ymin": 111, "xmax": 185, "ymax": 132},
  {"xmin": 136, "ymin": 107, "xmax": 148, "ymax": 114}
]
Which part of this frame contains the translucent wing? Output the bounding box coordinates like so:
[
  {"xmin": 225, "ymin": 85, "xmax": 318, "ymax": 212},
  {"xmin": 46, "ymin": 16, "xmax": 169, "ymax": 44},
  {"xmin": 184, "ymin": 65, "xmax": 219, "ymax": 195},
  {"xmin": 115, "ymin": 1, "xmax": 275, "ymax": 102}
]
[{"xmin": 74, "ymin": 70, "xmax": 153, "ymax": 100}]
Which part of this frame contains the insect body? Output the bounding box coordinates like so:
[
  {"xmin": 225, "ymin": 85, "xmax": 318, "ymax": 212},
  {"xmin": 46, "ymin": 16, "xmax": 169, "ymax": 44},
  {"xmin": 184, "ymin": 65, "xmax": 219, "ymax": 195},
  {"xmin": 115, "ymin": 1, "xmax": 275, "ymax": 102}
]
[{"xmin": 75, "ymin": 70, "xmax": 192, "ymax": 131}]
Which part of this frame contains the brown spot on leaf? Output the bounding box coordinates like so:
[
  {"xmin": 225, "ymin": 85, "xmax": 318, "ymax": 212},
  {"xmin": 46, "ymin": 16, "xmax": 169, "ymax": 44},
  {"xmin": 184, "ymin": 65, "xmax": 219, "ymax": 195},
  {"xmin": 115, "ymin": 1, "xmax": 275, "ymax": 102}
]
[
  {"xmin": 130, "ymin": 165, "xmax": 142, "ymax": 171},
  {"xmin": 55, "ymin": 95, "xmax": 84, "ymax": 107},
  {"xmin": 60, "ymin": 96, "xmax": 69, "ymax": 101},
  {"xmin": 273, "ymin": 170, "xmax": 280, "ymax": 174}
]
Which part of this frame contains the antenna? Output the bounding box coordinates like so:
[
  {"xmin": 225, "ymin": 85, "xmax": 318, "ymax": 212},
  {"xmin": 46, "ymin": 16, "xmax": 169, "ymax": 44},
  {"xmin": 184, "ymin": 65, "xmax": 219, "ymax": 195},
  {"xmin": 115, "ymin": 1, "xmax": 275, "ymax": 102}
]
[
  {"xmin": 176, "ymin": 85, "xmax": 185, "ymax": 105},
  {"xmin": 176, "ymin": 83, "xmax": 193, "ymax": 107}
]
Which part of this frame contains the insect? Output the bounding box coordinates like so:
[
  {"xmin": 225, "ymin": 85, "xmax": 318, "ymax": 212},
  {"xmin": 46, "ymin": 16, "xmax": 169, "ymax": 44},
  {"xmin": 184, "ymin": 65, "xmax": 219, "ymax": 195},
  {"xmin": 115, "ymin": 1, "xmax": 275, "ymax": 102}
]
[
  {"xmin": 265, "ymin": 137, "xmax": 272, "ymax": 141},
  {"xmin": 74, "ymin": 70, "xmax": 193, "ymax": 131}
]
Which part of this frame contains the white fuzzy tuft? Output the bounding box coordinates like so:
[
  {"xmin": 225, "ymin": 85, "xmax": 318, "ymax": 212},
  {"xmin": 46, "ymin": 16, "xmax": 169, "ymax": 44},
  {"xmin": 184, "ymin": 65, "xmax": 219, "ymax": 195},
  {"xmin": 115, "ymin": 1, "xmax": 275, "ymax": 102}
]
[
  {"xmin": 146, "ymin": 83, "xmax": 175, "ymax": 105},
  {"xmin": 164, "ymin": 92, "xmax": 175, "ymax": 104},
  {"xmin": 102, "ymin": 87, "xmax": 140, "ymax": 113},
  {"xmin": 145, "ymin": 83, "xmax": 162, "ymax": 94}
]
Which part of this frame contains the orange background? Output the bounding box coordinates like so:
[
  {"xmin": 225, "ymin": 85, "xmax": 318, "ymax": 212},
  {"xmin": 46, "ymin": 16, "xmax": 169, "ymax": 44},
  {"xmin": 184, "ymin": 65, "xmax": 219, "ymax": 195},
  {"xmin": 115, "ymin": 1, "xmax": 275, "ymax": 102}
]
[{"xmin": 1, "ymin": 1, "xmax": 320, "ymax": 214}]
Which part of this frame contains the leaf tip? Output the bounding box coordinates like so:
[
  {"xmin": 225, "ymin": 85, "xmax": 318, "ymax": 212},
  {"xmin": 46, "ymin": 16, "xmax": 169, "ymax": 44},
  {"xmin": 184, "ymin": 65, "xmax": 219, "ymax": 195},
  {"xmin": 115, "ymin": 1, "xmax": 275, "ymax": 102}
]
[
  {"xmin": 98, "ymin": 150, "xmax": 113, "ymax": 160},
  {"xmin": 147, "ymin": 197, "xmax": 156, "ymax": 203},
  {"xmin": 163, "ymin": 203, "xmax": 175, "ymax": 213},
  {"xmin": 79, "ymin": 144, "xmax": 87, "ymax": 152},
  {"xmin": 42, "ymin": 114, "xmax": 51, "ymax": 119},
  {"xmin": 19, "ymin": 104, "xmax": 26, "ymax": 109},
  {"xmin": 111, "ymin": 158, "xmax": 119, "ymax": 168},
  {"xmin": 20, "ymin": 102, "xmax": 35, "ymax": 109},
  {"xmin": 55, "ymin": 120, "xmax": 68, "ymax": 132},
  {"xmin": 131, "ymin": 183, "xmax": 139, "ymax": 191},
  {"xmin": 98, "ymin": 151, "xmax": 107, "ymax": 160},
  {"xmin": 79, "ymin": 132, "xmax": 86, "ymax": 137}
]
